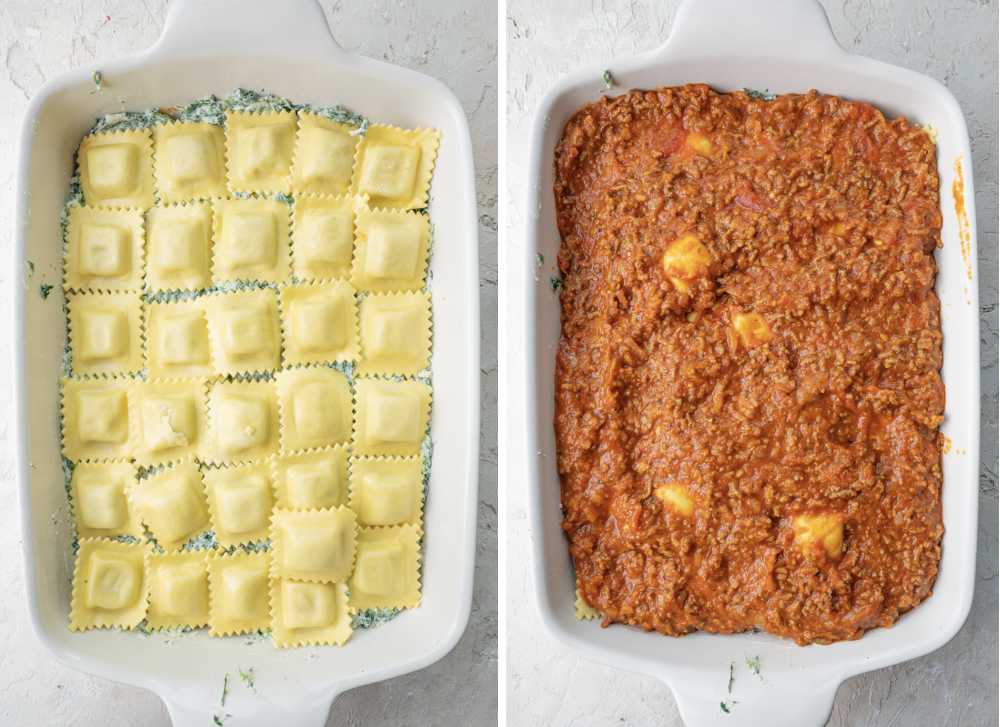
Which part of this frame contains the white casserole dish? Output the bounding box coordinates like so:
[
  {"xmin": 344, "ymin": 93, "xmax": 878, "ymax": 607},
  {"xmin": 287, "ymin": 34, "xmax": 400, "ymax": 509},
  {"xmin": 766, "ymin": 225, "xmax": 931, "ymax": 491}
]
[
  {"xmin": 13, "ymin": 1, "xmax": 480, "ymax": 724},
  {"xmin": 520, "ymin": 1, "xmax": 980, "ymax": 725}
]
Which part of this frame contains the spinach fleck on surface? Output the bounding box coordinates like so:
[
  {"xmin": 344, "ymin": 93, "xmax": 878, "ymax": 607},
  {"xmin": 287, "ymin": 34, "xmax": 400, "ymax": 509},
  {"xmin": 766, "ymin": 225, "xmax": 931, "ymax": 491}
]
[
  {"xmin": 602, "ymin": 69, "xmax": 615, "ymax": 90},
  {"xmin": 39, "ymin": 283, "xmax": 53, "ymax": 299},
  {"xmin": 744, "ymin": 88, "xmax": 776, "ymax": 101},
  {"xmin": 550, "ymin": 275, "xmax": 564, "ymax": 292}
]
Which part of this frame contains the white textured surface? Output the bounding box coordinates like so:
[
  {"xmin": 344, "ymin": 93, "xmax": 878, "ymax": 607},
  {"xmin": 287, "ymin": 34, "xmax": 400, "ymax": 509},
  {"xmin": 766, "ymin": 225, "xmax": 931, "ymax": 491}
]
[
  {"xmin": 504, "ymin": 1, "xmax": 998, "ymax": 725},
  {"xmin": 0, "ymin": 1, "xmax": 497, "ymax": 726}
]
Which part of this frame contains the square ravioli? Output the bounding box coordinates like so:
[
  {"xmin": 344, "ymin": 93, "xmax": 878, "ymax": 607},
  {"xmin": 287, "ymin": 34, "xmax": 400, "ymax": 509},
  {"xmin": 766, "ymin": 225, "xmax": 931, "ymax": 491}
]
[
  {"xmin": 204, "ymin": 462, "xmax": 274, "ymax": 547},
  {"xmin": 147, "ymin": 551, "xmax": 210, "ymax": 629},
  {"xmin": 67, "ymin": 292, "xmax": 144, "ymax": 376},
  {"xmin": 351, "ymin": 206, "xmax": 430, "ymax": 292},
  {"xmin": 146, "ymin": 299, "xmax": 213, "ymax": 378},
  {"xmin": 61, "ymin": 378, "xmax": 133, "ymax": 460},
  {"xmin": 70, "ymin": 539, "xmax": 150, "ymax": 631},
  {"xmin": 154, "ymin": 122, "xmax": 227, "ymax": 203},
  {"xmin": 273, "ymin": 447, "xmax": 349, "ymax": 510},
  {"xmin": 270, "ymin": 506, "xmax": 357, "ymax": 583},
  {"xmin": 349, "ymin": 456, "xmax": 423, "ymax": 528},
  {"xmin": 206, "ymin": 380, "xmax": 280, "ymax": 463},
  {"xmin": 146, "ymin": 203, "xmax": 213, "ymax": 291},
  {"xmin": 349, "ymin": 524, "xmax": 421, "ymax": 610},
  {"xmin": 130, "ymin": 460, "xmax": 210, "ymax": 551},
  {"xmin": 70, "ymin": 461, "xmax": 141, "ymax": 538},
  {"xmin": 132, "ymin": 380, "xmax": 207, "ymax": 464},
  {"xmin": 351, "ymin": 125, "xmax": 439, "ymax": 210},
  {"xmin": 280, "ymin": 281, "xmax": 359, "ymax": 365},
  {"xmin": 291, "ymin": 195, "xmax": 356, "ymax": 280},
  {"xmin": 353, "ymin": 378, "xmax": 431, "ymax": 456},
  {"xmin": 358, "ymin": 292, "xmax": 431, "ymax": 375},
  {"xmin": 64, "ymin": 206, "xmax": 145, "ymax": 291},
  {"xmin": 270, "ymin": 579, "xmax": 351, "ymax": 648},
  {"xmin": 77, "ymin": 129, "xmax": 155, "ymax": 209},
  {"xmin": 291, "ymin": 113, "xmax": 360, "ymax": 196},
  {"xmin": 225, "ymin": 110, "xmax": 296, "ymax": 194},
  {"xmin": 212, "ymin": 197, "xmax": 291, "ymax": 283},
  {"xmin": 205, "ymin": 288, "xmax": 282, "ymax": 374},
  {"xmin": 276, "ymin": 367, "xmax": 353, "ymax": 453},
  {"xmin": 207, "ymin": 551, "xmax": 271, "ymax": 636}
]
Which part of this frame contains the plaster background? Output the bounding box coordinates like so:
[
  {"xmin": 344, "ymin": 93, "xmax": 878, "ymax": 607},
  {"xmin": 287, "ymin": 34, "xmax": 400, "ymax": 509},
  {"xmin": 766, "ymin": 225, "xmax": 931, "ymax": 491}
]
[
  {"xmin": 0, "ymin": 1, "xmax": 498, "ymax": 725},
  {"xmin": 504, "ymin": 1, "xmax": 998, "ymax": 725}
]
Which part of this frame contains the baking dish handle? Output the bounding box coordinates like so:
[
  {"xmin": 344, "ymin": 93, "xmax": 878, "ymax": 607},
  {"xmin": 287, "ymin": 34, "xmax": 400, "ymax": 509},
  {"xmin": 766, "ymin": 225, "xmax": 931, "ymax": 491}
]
[
  {"xmin": 163, "ymin": 692, "xmax": 335, "ymax": 727},
  {"xmin": 665, "ymin": 671, "xmax": 840, "ymax": 727},
  {"xmin": 656, "ymin": 0, "xmax": 845, "ymax": 63},
  {"xmin": 151, "ymin": 0, "xmax": 347, "ymax": 61}
]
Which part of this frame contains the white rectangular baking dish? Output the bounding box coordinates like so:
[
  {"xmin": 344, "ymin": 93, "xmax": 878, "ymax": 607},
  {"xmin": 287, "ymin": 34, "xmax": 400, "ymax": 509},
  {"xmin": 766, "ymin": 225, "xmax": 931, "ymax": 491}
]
[
  {"xmin": 12, "ymin": 1, "xmax": 480, "ymax": 724},
  {"xmin": 520, "ymin": 1, "xmax": 980, "ymax": 725}
]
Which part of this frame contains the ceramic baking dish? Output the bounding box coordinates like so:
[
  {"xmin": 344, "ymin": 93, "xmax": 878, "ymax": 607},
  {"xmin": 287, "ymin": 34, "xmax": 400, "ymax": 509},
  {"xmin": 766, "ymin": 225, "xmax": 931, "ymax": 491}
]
[
  {"xmin": 13, "ymin": 0, "xmax": 480, "ymax": 724},
  {"xmin": 520, "ymin": 1, "xmax": 980, "ymax": 725}
]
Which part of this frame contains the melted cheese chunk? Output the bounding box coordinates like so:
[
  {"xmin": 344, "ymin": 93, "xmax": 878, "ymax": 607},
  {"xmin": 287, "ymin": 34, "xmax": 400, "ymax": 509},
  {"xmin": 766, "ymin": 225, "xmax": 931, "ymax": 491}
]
[
  {"xmin": 733, "ymin": 312, "xmax": 773, "ymax": 348},
  {"xmin": 655, "ymin": 483, "xmax": 695, "ymax": 517},
  {"xmin": 793, "ymin": 513, "xmax": 845, "ymax": 558},
  {"xmin": 140, "ymin": 394, "xmax": 196, "ymax": 452},
  {"xmin": 271, "ymin": 507, "xmax": 357, "ymax": 583},
  {"xmin": 132, "ymin": 462, "xmax": 209, "ymax": 550},
  {"xmin": 686, "ymin": 132, "xmax": 712, "ymax": 156},
  {"xmin": 662, "ymin": 234, "xmax": 712, "ymax": 293}
]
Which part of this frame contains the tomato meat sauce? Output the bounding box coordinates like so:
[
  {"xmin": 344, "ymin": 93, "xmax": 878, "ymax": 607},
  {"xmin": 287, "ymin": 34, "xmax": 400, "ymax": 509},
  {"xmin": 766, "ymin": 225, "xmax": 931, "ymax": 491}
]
[{"xmin": 553, "ymin": 84, "xmax": 943, "ymax": 645}]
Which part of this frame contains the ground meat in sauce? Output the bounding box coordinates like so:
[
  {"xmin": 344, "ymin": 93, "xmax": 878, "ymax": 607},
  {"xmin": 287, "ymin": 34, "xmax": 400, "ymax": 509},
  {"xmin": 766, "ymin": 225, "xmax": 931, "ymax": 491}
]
[{"xmin": 553, "ymin": 84, "xmax": 944, "ymax": 646}]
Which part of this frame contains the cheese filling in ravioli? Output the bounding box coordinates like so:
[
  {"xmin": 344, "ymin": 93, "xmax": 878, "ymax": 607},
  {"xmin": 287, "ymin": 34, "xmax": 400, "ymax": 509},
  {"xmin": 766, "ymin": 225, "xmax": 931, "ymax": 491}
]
[
  {"xmin": 359, "ymin": 292, "xmax": 431, "ymax": 375},
  {"xmin": 134, "ymin": 381, "xmax": 206, "ymax": 464},
  {"xmin": 62, "ymin": 379, "xmax": 133, "ymax": 460},
  {"xmin": 147, "ymin": 300, "xmax": 213, "ymax": 378},
  {"xmin": 349, "ymin": 456, "xmax": 423, "ymax": 527}
]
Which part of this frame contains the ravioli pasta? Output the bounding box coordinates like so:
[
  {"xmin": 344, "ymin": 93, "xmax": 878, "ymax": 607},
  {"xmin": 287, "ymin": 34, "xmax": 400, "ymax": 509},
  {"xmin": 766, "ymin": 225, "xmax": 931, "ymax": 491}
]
[{"xmin": 60, "ymin": 92, "xmax": 438, "ymax": 647}]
